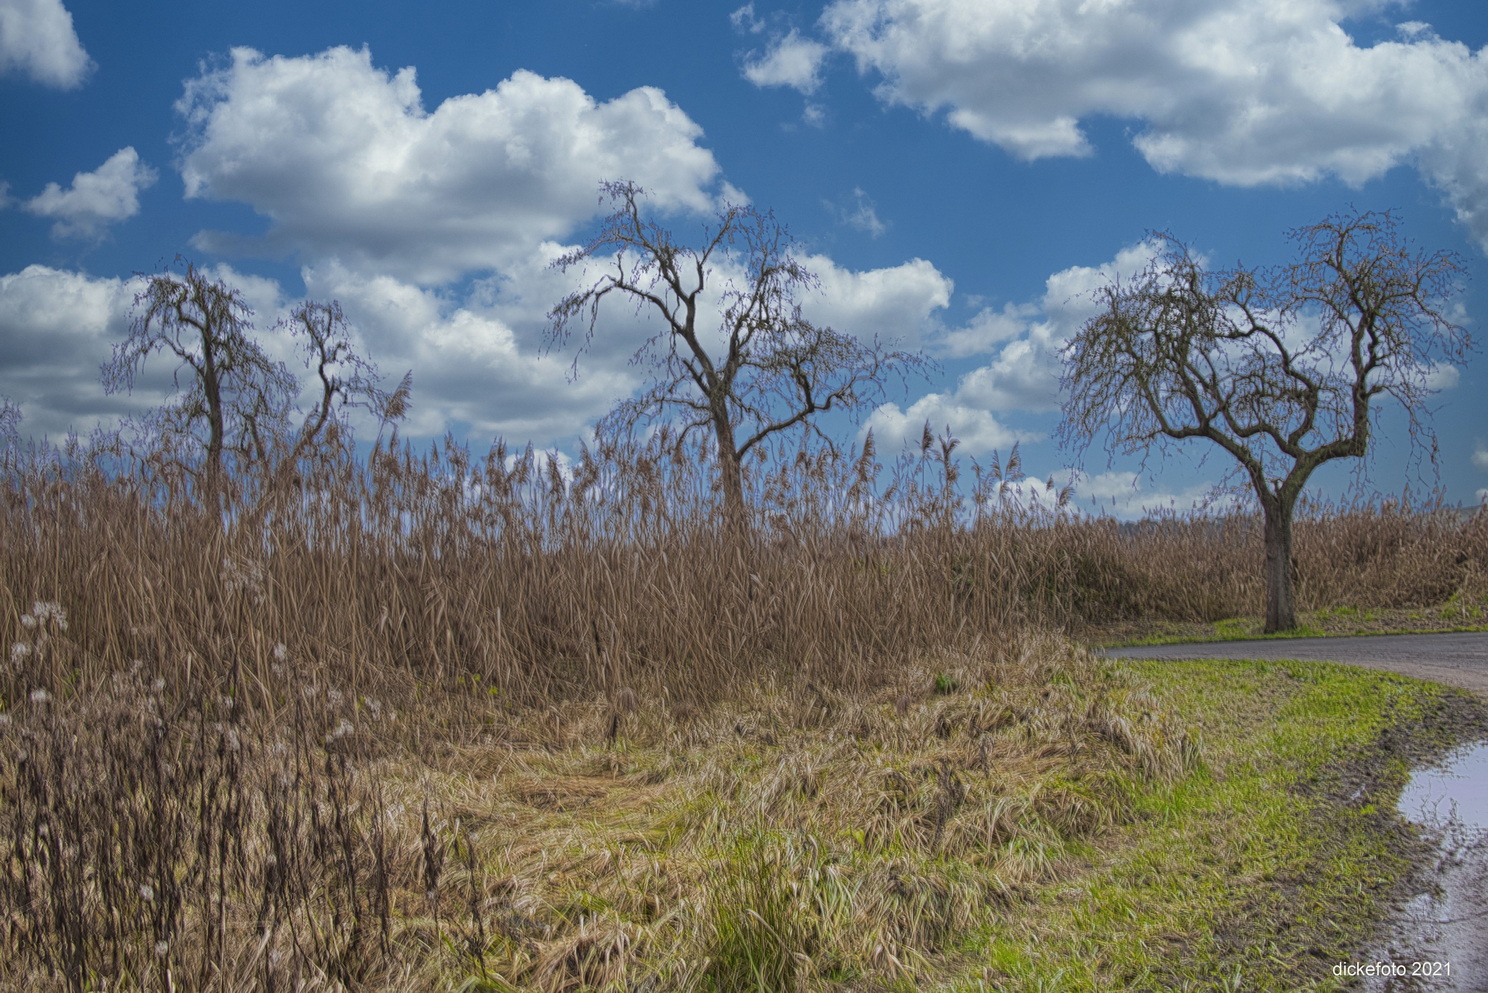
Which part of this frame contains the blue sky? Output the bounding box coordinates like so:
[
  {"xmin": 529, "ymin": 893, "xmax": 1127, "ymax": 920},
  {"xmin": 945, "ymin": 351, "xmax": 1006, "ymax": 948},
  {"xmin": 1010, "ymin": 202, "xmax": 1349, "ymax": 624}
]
[{"xmin": 2, "ymin": 0, "xmax": 1487, "ymax": 515}]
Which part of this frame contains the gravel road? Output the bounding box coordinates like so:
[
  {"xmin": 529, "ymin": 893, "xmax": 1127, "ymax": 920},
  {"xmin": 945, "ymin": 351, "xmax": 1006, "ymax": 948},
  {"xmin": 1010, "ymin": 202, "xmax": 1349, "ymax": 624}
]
[{"xmin": 1100, "ymin": 631, "xmax": 1488, "ymax": 698}]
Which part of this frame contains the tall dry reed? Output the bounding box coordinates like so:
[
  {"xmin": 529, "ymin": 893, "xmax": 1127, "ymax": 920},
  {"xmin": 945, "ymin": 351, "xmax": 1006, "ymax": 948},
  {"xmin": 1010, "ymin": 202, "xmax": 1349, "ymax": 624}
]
[
  {"xmin": 4, "ymin": 428, "xmax": 1485, "ymax": 713},
  {"xmin": 0, "ymin": 424, "xmax": 1482, "ymax": 989}
]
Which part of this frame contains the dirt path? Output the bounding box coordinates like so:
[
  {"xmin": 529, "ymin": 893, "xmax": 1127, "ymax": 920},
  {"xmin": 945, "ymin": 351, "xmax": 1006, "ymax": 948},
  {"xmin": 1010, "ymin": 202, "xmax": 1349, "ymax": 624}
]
[{"xmin": 1100, "ymin": 631, "xmax": 1488, "ymax": 699}]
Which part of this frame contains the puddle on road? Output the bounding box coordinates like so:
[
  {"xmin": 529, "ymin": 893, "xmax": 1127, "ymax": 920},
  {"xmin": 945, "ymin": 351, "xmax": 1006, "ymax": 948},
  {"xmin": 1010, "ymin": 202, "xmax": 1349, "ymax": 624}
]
[
  {"xmin": 1364, "ymin": 741, "xmax": 1488, "ymax": 993},
  {"xmin": 1399, "ymin": 743, "xmax": 1488, "ymax": 830}
]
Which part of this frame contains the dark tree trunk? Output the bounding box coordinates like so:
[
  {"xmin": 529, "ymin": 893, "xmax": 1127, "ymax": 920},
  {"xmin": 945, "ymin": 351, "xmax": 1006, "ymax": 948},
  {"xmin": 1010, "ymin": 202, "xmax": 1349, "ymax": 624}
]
[
  {"xmin": 1262, "ymin": 500, "xmax": 1298, "ymax": 633},
  {"xmin": 201, "ymin": 336, "xmax": 227, "ymax": 517},
  {"xmin": 713, "ymin": 419, "xmax": 747, "ymax": 535}
]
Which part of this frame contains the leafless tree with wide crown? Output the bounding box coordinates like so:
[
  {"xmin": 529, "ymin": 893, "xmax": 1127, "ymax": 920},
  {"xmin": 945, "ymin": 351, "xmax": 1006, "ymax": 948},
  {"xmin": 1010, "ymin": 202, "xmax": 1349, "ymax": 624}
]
[
  {"xmin": 548, "ymin": 180, "xmax": 924, "ymax": 531},
  {"xmin": 1060, "ymin": 210, "xmax": 1470, "ymax": 632}
]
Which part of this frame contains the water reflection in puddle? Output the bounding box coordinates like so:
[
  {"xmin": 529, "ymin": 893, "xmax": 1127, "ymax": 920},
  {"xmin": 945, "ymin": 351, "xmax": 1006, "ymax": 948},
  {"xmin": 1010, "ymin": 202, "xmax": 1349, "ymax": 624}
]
[
  {"xmin": 1364, "ymin": 741, "xmax": 1488, "ymax": 992},
  {"xmin": 1399, "ymin": 742, "xmax": 1488, "ymax": 833}
]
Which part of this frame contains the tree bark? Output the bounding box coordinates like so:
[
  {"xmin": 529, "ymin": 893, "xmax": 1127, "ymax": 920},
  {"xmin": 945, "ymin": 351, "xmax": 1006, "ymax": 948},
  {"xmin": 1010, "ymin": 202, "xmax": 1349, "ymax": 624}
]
[
  {"xmin": 202, "ymin": 328, "xmax": 232, "ymax": 519},
  {"xmin": 711, "ymin": 411, "xmax": 748, "ymax": 534},
  {"xmin": 1262, "ymin": 500, "xmax": 1298, "ymax": 633},
  {"xmin": 718, "ymin": 445, "xmax": 746, "ymax": 534}
]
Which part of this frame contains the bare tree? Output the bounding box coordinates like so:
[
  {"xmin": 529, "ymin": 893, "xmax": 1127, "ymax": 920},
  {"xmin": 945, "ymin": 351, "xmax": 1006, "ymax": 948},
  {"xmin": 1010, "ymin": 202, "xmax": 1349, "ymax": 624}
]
[
  {"xmin": 548, "ymin": 181, "xmax": 922, "ymax": 528},
  {"xmin": 1060, "ymin": 210, "xmax": 1470, "ymax": 632},
  {"xmin": 104, "ymin": 259, "xmax": 289, "ymax": 507},
  {"xmin": 104, "ymin": 258, "xmax": 406, "ymax": 512}
]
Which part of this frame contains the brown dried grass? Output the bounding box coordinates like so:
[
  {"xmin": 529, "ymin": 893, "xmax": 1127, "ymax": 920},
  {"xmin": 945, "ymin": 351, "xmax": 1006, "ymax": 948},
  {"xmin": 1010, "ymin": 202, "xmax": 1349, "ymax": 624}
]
[{"xmin": 0, "ymin": 428, "xmax": 1479, "ymax": 989}]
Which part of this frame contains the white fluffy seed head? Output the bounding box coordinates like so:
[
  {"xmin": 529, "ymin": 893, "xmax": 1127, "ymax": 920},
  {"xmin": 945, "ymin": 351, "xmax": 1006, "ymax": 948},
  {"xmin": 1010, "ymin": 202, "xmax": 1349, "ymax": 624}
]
[{"xmin": 29, "ymin": 602, "xmax": 66, "ymax": 631}]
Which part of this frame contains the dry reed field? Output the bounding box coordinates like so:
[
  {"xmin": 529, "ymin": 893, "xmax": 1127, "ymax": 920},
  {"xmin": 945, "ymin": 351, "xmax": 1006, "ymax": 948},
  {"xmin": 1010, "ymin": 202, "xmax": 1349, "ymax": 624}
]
[{"xmin": 1, "ymin": 427, "xmax": 1485, "ymax": 991}]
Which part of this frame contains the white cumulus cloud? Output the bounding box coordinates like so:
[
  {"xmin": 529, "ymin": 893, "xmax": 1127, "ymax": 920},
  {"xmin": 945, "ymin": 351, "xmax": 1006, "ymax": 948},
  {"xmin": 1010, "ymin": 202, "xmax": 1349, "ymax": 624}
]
[
  {"xmin": 303, "ymin": 258, "xmax": 640, "ymax": 443},
  {"xmin": 175, "ymin": 46, "xmax": 726, "ymax": 284},
  {"xmin": 863, "ymin": 392, "xmax": 1038, "ymax": 456},
  {"xmin": 1420, "ymin": 363, "xmax": 1460, "ymax": 392},
  {"xmin": 801, "ymin": 254, "xmax": 951, "ymax": 346},
  {"xmin": 0, "ymin": 263, "xmax": 368, "ymax": 444},
  {"xmin": 742, "ymin": 29, "xmax": 829, "ymax": 94},
  {"xmin": 974, "ymin": 467, "xmax": 1241, "ymax": 520},
  {"xmin": 859, "ymin": 240, "xmax": 1161, "ymax": 456},
  {"xmin": 936, "ymin": 241, "xmax": 1159, "ymax": 413},
  {"xmin": 0, "ymin": 0, "xmax": 91, "ymax": 88},
  {"xmin": 1060, "ymin": 469, "xmax": 1243, "ymax": 519},
  {"xmin": 819, "ymin": 0, "xmax": 1488, "ymax": 250},
  {"xmin": 1420, "ymin": 113, "xmax": 1488, "ymax": 255},
  {"xmin": 0, "ymin": 266, "xmax": 139, "ymax": 438},
  {"xmin": 824, "ymin": 187, "xmax": 887, "ymax": 237},
  {"xmin": 23, "ymin": 147, "xmax": 157, "ymax": 239},
  {"xmin": 937, "ymin": 302, "xmax": 1038, "ymax": 359}
]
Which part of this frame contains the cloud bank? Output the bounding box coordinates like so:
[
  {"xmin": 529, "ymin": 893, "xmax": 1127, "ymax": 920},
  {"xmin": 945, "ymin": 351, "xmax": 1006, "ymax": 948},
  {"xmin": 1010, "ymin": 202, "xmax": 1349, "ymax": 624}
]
[
  {"xmin": 0, "ymin": 266, "xmax": 136, "ymax": 438},
  {"xmin": 142, "ymin": 45, "xmax": 969, "ymax": 446},
  {"xmin": 814, "ymin": 0, "xmax": 1488, "ymax": 250},
  {"xmin": 176, "ymin": 46, "xmax": 727, "ymax": 284}
]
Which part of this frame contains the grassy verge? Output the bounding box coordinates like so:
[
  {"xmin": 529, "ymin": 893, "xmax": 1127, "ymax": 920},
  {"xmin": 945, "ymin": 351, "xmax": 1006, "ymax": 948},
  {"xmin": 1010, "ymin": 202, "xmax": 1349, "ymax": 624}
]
[
  {"xmin": 964, "ymin": 658, "xmax": 1485, "ymax": 992},
  {"xmin": 1088, "ymin": 600, "xmax": 1488, "ymax": 648},
  {"xmin": 5, "ymin": 630, "xmax": 1478, "ymax": 991}
]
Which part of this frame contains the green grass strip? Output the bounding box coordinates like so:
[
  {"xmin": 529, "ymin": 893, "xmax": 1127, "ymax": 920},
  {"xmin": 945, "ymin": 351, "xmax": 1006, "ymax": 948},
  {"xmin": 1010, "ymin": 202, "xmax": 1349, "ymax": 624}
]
[{"xmin": 947, "ymin": 659, "xmax": 1479, "ymax": 992}]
